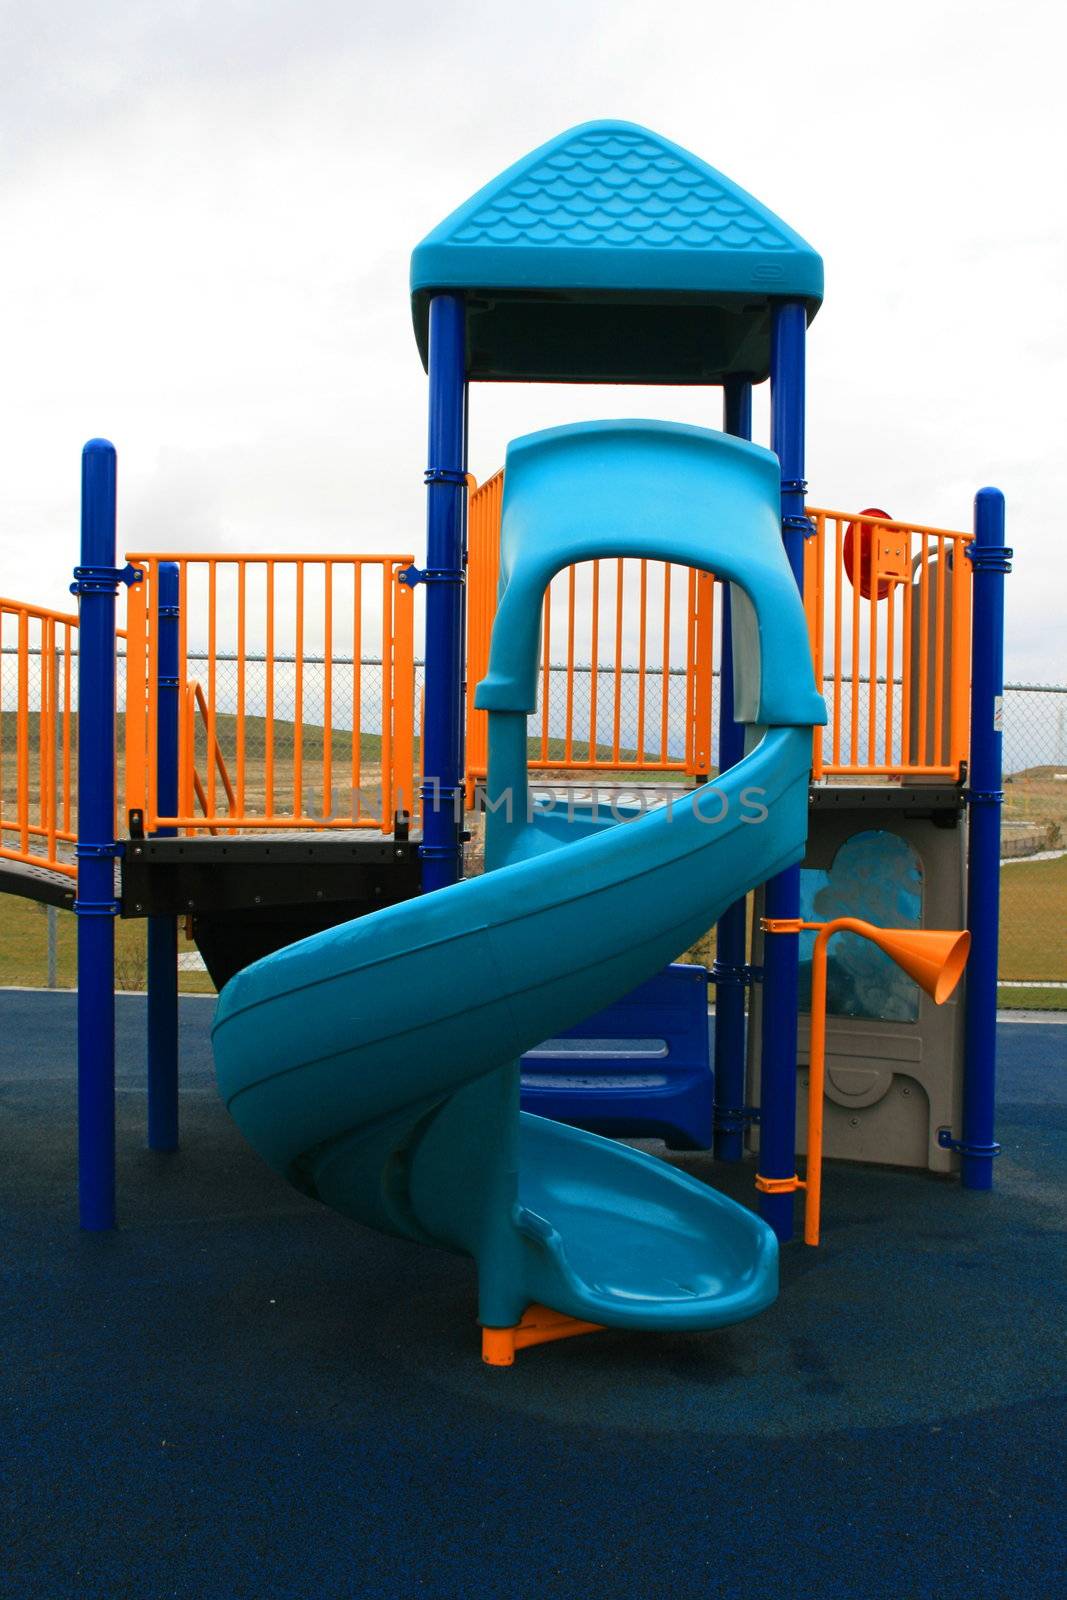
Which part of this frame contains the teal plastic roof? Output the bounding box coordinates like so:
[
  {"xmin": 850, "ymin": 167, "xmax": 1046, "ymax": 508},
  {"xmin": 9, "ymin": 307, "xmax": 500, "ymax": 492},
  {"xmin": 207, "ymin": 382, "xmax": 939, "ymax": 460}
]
[{"xmin": 410, "ymin": 121, "xmax": 822, "ymax": 384}]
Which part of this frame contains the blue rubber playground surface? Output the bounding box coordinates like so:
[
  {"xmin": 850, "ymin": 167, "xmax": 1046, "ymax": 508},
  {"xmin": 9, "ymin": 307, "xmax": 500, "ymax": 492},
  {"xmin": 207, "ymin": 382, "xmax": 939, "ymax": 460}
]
[{"xmin": 1, "ymin": 990, "xmax": 1063, "ymax": 1600}]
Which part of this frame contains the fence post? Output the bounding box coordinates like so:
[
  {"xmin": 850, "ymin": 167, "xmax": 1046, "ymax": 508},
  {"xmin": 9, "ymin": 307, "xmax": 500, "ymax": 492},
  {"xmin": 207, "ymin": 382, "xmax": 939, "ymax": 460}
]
[
  {"xmin": 757, "ymin": 302, "xmax": 809, "ymax": 1242},
  {"xmin": 960, "ymin": 488, "xmax": 1010, "ymax": 1189},
  {"xmin": 73, "ymin": 439, "xmax": 121, "ymax": 1230},
  {"xmin": 147, "ymin": 561, "xmax": 180, "ymax": 1151},
  {"xmin": 392, "ymin": 564, "xmax": 416, "ymax": 827},
  {"xmin": 713, "ymin": 377, "xmax": 753, "ymax": 1162},
  {"xmin": 123, "ymin": 563, "xmax": 148, "ymax": 830},
  {"xmin": 414, "ymin": 292, "xmax": 468, "ymax": 892}
]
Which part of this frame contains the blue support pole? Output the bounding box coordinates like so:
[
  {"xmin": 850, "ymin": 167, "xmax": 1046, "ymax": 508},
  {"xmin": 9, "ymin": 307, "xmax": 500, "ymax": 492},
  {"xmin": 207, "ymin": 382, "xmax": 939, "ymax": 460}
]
[
  {"xmin": 758, "ymin": 302, "xmax": 809, "ymax": 1240},
  {"xmin": 960, "ymin": 488, "xmax": 1010, "ymax": 1189},
  {"xmin": 416, "ymin": 293, "xmax": 468, "ymax": 893},
  {"xmin": 147, "ymin": 561, "xmax": 180, "ymax": 1151},
  {"xmin": 73, "ymin": 440, "xmax": 121, "ymax": 1230},
  {"xmin": 712, "ymin": 377, "xmax": 753, "ymax": 1161}
]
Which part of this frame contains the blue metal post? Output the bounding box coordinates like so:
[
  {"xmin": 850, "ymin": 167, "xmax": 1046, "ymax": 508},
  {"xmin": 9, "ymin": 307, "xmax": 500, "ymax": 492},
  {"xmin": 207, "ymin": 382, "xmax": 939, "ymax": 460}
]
[
  {"xmin": 418, "ymin": 293, "xmax": 468, "ymax": 892},
  {"xmin": 759, "ymin": 302, "xmax": 809, "ymax": 1240},
  {"xmin": 73, "ymin": 440, "xmax": 121, "ymax": 1230},
  {"xmin": 147, "ymin": 561, "xmax": 180, "ymax": 1151},
  {"xmin": 713, "ymin": 377, "xmax": 753, "ymax": 1161},
  {"xmin": 961, "ymin": 488, "xmax": 1010, "ymax": 1189}
]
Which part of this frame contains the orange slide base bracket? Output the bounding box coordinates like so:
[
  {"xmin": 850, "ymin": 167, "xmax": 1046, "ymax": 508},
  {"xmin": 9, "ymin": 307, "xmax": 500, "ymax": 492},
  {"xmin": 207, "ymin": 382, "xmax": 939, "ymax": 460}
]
[{"xmin": 481, "ymin": 1304, "xmax": 604, "ymax": 1367}]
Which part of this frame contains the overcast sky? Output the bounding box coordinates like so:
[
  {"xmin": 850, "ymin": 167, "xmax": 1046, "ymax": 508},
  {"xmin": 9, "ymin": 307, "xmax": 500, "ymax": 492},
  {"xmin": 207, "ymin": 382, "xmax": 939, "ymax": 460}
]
[{"xmin": 1, "ymin": 0, "xmax": 1063, "ymax": 681}]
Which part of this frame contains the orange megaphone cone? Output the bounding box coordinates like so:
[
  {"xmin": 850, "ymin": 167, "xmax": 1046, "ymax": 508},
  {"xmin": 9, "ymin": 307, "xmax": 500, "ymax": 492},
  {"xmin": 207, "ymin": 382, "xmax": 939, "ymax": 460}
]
[{"xmin": 864, "ymin": 925, "xmax": 971, "ymax": 1003}]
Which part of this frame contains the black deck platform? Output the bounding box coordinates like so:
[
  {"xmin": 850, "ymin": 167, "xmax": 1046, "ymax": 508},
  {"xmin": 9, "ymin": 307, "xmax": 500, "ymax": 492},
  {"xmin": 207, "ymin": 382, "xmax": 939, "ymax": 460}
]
[
  {"xmin": 809, "ymin": 782, "xmax": 964, "ymax": 821},
  {"xmin": 121, "ymin": 831, "xmax": 419, "ymax": 916},
  {"xmin": 121, "ymin": 832, "xmax": 422, "ymax": 987},
  {"xmin": 0, "ymin": 856, "xmax": 77, "ymax": 909}
]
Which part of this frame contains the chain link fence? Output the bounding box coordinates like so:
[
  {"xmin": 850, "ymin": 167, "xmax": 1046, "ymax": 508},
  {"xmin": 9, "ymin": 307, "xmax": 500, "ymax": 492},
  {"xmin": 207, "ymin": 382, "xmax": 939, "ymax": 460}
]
[{"xmin": 997, "ymin": 684, "xmax": 1067, "ymax": 1009}]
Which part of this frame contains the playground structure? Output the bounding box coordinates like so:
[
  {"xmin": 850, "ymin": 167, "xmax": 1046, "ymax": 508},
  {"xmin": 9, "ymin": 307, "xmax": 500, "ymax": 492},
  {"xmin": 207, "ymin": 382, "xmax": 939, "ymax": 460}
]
[{"xmin": 0, "ymin": 123, "xmax": 1009, "ymax": 1359}]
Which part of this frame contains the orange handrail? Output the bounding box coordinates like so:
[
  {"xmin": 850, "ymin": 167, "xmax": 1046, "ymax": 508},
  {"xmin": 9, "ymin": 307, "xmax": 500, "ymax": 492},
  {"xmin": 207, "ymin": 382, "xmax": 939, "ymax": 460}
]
[
  {"xmin": 0, "ymin": 596, "xmax": 79, "ymax": 878},
  {"xmin": 180, "ymin": 680, "xmax": 237, "ymax": 836}
]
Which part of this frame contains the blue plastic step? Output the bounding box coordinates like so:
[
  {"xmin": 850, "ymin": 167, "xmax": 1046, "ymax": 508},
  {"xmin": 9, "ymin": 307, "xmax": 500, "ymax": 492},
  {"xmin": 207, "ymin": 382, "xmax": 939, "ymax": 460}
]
[{"xmin": 520, "ymin": 963, "xmax": 713, "ymax": 1150}]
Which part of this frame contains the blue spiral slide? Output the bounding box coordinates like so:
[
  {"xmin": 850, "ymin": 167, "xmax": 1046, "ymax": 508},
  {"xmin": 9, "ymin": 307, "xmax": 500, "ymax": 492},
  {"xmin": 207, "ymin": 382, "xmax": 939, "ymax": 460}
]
[{"xmin": 213, "ymin": 421, "xmax": 824, "ymax": 1354}]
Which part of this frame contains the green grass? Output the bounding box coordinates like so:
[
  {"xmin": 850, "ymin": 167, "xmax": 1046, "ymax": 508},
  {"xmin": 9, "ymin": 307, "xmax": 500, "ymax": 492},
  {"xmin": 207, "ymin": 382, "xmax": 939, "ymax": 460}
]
[
  {"xmin": 0, "ymin": 896, "xmax": 214, "ymax": 994},
  {"xmin": 997, "ymin": 986, "xmax": 1067, "ymax": 1012},
  {"xmin": 997, "ymin": 852, "xmax": 1067, "ymax": 1006}
]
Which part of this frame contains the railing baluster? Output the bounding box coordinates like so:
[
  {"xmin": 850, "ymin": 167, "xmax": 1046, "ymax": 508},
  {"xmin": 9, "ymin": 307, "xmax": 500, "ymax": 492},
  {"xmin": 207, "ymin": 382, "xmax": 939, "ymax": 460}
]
[
  {"xmin": 17, "ymin": 609, "xmax": 29, "ymax": 854},
  {"xmin": 660, "ymin": 564, "xmax": 671, "ymax": 766},
  {"xmin": 589, "ymin": 561, "xmax": 600, "ymax": 764},
  {"xmin": 868, "ymin": 524, "xmax": 880, "ymax": 769},
  {"xmin": 934, "ymin": 534, "xmax": 946, "ymax": 765},
  {"xmin": 884, "ymin": 575, "xmax": 896, "ymax": 769},
  {"xmin": 207, "ymin": 562, "xmax": 217, "ymax": 818},
  {"xmin": 352, "ymin": 562, "xmax": 362, "ymax": 815},
  {"xmin": 636, "ymin": 559, "xmax": 647, "ymax": 764},
  {"xmin": 323, "ymin": 562, "xmax": 333, "ymax": 821},
  {"xmin": 833, "ymin": 518, "xmax": 843, "ymax": 768},
  {"xmin": 901, "ymin": 532, "xmax": 913, "ymax": 771},
  {"xmin": 540, "ymin": 585, "xmax": 551, "ymax": 763},
  {"xmin": 612, "ymin": 559, "xmax": 623, "ymax": 765},
  {"xmin": 147, "ymin": 562, "xmax": 162, "ymax": 829},
  {"xmin": 236, "ymin": 562, "xmax": 246, "ymax": 814},
  {"xmin": 265, "ymin": 560, "xmax": 275, "ymax": 815},
  {"xmin": 392, "ymin": 562, "xmax": 415, "ymax": 827},
  {"xmin": 850, "ymin": 522, "xmax": 861, "ymax": 769},
  {"xmin": 949, "ymin": 533, "xmax": 971, "ymax": 775},
  {"xmin": 43, "ymin": 617, "xmax": 55, "ymax": 861},
  {"xmin": 292, "ymin": 562, "xmax": 305, "ymax": 821},
  {"xmin": 379, "ymin": 562, "xmax": 393, "ymax": 828},
  {"xmin": 564, "ymin": 566, "xmax": 576, "ymax": 764},
  {"xmin": 918, "ymin": 535, "xmax": 930, "ymax": 767}
]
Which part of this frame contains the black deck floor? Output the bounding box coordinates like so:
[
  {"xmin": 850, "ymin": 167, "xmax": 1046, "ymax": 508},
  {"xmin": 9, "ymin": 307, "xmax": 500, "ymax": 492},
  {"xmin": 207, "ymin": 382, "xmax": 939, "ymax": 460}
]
[{"xmin": 1, "ymin": 991, "xmax": 1064, "ymax": 1599}]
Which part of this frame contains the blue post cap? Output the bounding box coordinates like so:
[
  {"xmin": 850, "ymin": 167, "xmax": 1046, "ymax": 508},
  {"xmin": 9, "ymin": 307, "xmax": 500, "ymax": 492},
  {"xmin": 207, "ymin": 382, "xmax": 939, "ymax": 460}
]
[{"xmin": 411, "ymin": 121, "xmax": 822, "ymax": 384}]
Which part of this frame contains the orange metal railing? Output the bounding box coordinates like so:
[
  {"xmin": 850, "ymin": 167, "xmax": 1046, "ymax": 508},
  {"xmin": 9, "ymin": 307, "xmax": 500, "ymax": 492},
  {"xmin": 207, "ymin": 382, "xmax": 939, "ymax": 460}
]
[
  {"xmin": 804, "ymin": 508, "xmax": 972, "ymax": 779},
  {"xmin": 124, "ymin": 552, "xmax": 417, "ymax": 834},
  {"xmin": 466, "ymin": 474, "xmax": 716, "ymax": 797},
  {"xmin": 0, "ymin": 597, "xmax": 79, "ymax": 878},
  {"xmin": 466, "ymin": 480, "xmax": 973, "ymax": 788},
  {"xmin": 0, "ymin": 492, "xmax": 974, "ymax": 884}
]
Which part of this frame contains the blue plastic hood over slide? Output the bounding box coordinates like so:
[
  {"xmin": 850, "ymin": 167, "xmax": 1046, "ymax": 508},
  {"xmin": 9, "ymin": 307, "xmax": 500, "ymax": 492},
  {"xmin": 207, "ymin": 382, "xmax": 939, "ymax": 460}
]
[{"xmin": 213, "ymin": 422, "xmax": 823, "ymax": 1344}]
